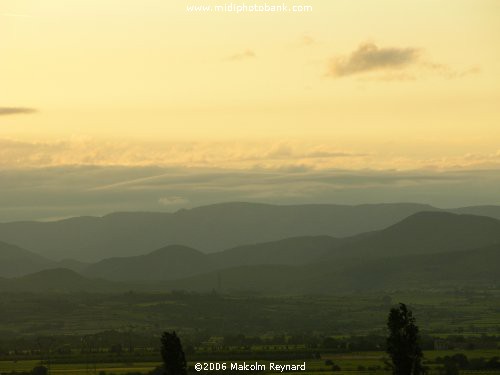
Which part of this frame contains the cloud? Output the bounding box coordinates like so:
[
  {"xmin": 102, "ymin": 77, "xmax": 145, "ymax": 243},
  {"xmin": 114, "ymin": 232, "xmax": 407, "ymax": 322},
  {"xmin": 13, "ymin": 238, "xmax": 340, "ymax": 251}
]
[
  {"xmin": 2, "ymin": 165, "xmax": 500, "ymax": 222},
  {"xmin": 158, "ymin": 196, "xmax": 190, "ymax": 206},
  {"xmin": 328, "ymin": 42, "xmax": 420, "ymax": 77},
  {"xmin": 0, "ymin": 138, "xmax": 369, "ymax": 170},
  {"xmin": 327, "ymin": 42, "xmax": 480, "ymax": 81},
  {"xmin": 2, "ymin": 137, "xmax": 500, "ymax": 174},
  {"xmin": 422, "ymin": 63, "xmax": 481, "ymax": 79},
  {"xmin": 0, "ymin": 107, "xmax": 37, "ymax": 116},
  {"xmin": 225, "ymin": 49, "xmax": 256, "ymax": 61},
  {"xmin": 262, "ymin": 142, "xmax": 366, "ymax": 161},
  {"xmin": 301, "ymin": 35, "xmax": 315, "ymax": 46}
]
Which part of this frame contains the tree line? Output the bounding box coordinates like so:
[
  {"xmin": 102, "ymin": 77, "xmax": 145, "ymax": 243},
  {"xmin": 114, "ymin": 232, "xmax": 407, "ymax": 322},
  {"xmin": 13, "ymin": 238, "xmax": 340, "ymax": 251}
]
[{"xmin": 6, "ymin": 303, "xmax": 497, "ymax": 375}]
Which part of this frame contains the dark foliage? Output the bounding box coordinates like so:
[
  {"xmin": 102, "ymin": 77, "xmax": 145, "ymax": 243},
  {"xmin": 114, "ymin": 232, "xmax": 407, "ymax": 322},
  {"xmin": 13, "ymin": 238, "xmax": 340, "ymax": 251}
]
[
  {"xmin": 435, "ymin": 354, "xmax": 500, "ymax": 371},
  {"xmin": 386, "ymin": 303, "xmax": 424, "ymax": 375},
  {"xmin": 31, "ymin": 366, "xmax": 48, "ymax": 375},
  {"xmin": 160, "ymin": 331, "xmax": 187, "ymax": 375}
]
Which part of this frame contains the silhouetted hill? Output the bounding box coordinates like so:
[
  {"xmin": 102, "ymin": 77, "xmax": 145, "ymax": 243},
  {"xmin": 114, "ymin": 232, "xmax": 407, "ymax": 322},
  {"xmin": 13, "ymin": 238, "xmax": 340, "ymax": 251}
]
[
  {"xmin": 451, "ymin": 205, "xmax": 500, "ymax": 220},
  {"xmin": 324, "ymin": 211, "xmax": 500, "ymax": 259},
  {"xmin": 84, "ymin": 237, "xmax": 339, "ymax": 281},
  {"xmin": 85, "ymin": 245, "xmax": 209, "ymax": 281},
  {"xmin": 210, "ymin": 235, "xmax": 340, "ymax": 266},
  {"xmin": 0, "ymin": 202, "xmax": 438, "ymax": 261},
  {"xmin": 339, "ymin": 244, "xmax": 500, "ymax": 290},
  {"xmin": 0, "ymin": 241, "xmax": 53, "ymax": 277},
  {"xmin": 5, "ymin": 241, "xmax": 500, "ymax": 294},
  {"xmin": 4, "ymin": 210, "xmax": 500, "ymax": 284},
  {"xmin": 56, "ymin": 258, "xmax": 89, "ymax": 273},
  {"xmin": 310, "ymin": 243, "xmax": 500, "ymax": 292},
  {"xmin": 165, "ymin": 244, "xmax": 500, "ymax": 294},
  {"xmin": 68, "ymin": 212, "xmax": 500, "ymax": 282},
  {"xmin": 159, "ymin": 211, "xmax": 500, "ymax": 292}
]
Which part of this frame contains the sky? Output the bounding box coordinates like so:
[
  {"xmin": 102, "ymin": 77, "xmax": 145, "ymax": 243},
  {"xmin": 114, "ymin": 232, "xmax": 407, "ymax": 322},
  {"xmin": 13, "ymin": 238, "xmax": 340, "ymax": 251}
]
[{"xmin": 1, "ymin": 0, "xmax": 500, "ymax": 220}]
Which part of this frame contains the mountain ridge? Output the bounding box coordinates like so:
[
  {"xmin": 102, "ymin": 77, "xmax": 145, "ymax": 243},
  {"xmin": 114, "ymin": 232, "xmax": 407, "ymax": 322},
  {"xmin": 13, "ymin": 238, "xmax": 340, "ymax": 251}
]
[
  {"xmin": 72, "ymin": 211, "xmax": 500, "ymax": 282},
  {"xmin": 0, "ymin": 202, "xmax": 449, "ymax": 261},
  {"xmin": 3, "ymin": 210, "xmax": 500, "ymax": 282},
  {"xmin": 0, "ymin": 241, "xmax": 53, "ymax": 277}
]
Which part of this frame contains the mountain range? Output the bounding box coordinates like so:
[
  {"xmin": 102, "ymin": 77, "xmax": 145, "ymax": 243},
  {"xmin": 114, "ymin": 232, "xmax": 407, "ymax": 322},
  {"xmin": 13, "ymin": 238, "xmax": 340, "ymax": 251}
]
[
  {"xmin": 1, "ymin": 205, "xmax": 500, "ymax": 294},
  {"xmin": 2, "ymin": 202, "xmax": 500, "ymax": 263},
  {"xmin": 164, "ymin": 243, "xmax": 500, "ymax": 294},
  {"xmin": 0, "ymin": 241, "xmax": 52, "ymax": 278},
  {"xmin": 3, "ymin": 201, "xmax": 495, "ymax": 261}
]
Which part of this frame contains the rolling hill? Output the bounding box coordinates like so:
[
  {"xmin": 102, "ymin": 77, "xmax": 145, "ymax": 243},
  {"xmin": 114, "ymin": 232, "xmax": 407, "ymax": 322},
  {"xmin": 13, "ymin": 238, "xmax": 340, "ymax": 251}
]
[
  {"xmin": 85, "ymin": 245, "xmax": 209, "ymax": 281},
  {"xmin": 452, "ymin": 205, "xmax": 500, "ymax": 220},
  {"xmin": 0, "ymin": 202, "xmax": 439, "ymax": 261},
  {"xmin": 164, "ymin": 244, "xmax": 500, "ymax": 294},
  {"xmin": 0, "ymin": 241, "xmax": 53, "ymax": 277},
  {"xmin": 84, "ymin": 211, "xmax": 500, "ymax": 282},
  {"xmin": 84, "ymin": 236, "xmax": 339, "ymax": 281},
  {"xmin": 4, "ymin": 239, "xmax": 500, "ymax": 294},
  {"xmin": 210, "ymin": 235, "xmax": 340, "ymax": 267},
  {"xmin": 3, "ymin": 210, "xmax": 500, "ymax": 285},
  {"xmin": 322, "ymin": 211, "xmax": 500, "ymax": 260}
]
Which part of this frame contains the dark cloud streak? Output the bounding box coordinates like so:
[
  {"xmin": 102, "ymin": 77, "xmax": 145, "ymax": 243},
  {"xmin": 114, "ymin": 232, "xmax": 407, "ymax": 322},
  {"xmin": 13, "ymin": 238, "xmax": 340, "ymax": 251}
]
[
  {"xmin": 328, "ymin": 42, "xmax": 420, "ymax": 77},
  {"xmin": 1, "ymin": 166, "xmax": 500, "ymax": 222},
  {"xmin": 0, "ymin": 107, "xmax": 38, "ymax": 116},
  {"xmin": 225, "ymin": 49, "xmax": 256, "ymax": 61}
]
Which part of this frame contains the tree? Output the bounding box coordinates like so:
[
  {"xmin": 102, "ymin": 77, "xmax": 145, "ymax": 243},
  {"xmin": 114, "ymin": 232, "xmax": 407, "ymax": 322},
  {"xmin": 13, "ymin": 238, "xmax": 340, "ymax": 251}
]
[
  {"xmin": 160, "ymin": 331, "xmax": 187, "ymax": 375},
  {"xmin": 386, "ymin": 303, "xmax": 425, "ymax": 375},
  {"xmin": 31, "ymin": 366, "xmax": 48, "ymax": 375},
  {"xmin": 442, "ymin": 358, "xmax": 459, "ymax": 375}
]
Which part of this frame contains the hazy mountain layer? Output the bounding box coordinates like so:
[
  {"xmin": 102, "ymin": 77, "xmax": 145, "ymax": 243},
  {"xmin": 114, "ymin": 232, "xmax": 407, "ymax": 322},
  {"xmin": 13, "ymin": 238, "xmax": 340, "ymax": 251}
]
[
  {"xmin": 164, "ymin": 244, "xmax": 500, "ymax": 294},
  {"xmin": 84, "ymin": 211, "xmax": 500, "ymax": 282},
  {"xmin": 4, "ymin": 242, "xmax": 498, "ymax": 294},
  {"xmin": 322, "ymin": 211, "xmax": 500, "ymax": 260},
  {"xmin": 2, "ymin": 210, "xmax": 500, "ymax": 292},
  {"xmin": 84, "ymin": 236, "xmax": 340, "ymax": 281},
  {"xmin": 0, "ymin": 212, "xmax": 500, "ymax": 281},
  {"xmin": 0, "ymin": 241, "xmax": 53, "ymax": 277},
  {"xmin": 0, "ymin": 202, "xmax": 439, "ymax": 261}
]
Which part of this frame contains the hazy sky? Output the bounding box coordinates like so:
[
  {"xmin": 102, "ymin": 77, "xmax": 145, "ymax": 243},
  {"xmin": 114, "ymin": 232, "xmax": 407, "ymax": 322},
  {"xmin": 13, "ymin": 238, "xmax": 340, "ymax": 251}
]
[{"xmin": 1, "ymin": 1, "xmax": 500, "ymax": 219}]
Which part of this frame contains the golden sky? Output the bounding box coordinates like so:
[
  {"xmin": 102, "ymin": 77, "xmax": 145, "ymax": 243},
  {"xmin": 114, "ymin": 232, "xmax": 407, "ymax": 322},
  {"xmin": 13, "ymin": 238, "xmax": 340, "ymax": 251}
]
[
  {"xmin": 1, "ymin": 1, "xmax": 500, "ymax": 219},
  {"xmin": 1, "ymin": 0, "xmax": 500, "ymax": 170}
]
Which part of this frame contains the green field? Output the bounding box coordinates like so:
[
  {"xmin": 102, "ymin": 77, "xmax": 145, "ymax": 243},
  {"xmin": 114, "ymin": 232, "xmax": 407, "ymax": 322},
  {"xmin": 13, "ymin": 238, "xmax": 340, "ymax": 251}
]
[
  {"xmin": 1, "ymin": 290, "xmax": 499, "ymax": 375},
  {"xmin": 0, "ymin": 359, "xmax": 158, "ymax": 374},
  {"xmin": 2, "ymin": 350, "xmax": 500, "ymax": 375},
  {"xmin": 1, "ymin": 289, "xmax": 499, "ymax": 339}
]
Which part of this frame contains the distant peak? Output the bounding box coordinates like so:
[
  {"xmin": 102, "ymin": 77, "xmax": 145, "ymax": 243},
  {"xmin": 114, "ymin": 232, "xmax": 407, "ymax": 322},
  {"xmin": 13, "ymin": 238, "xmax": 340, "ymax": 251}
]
[{"xmin": 389, "ymin": 210, "xmax": 500, "ymax": 230}]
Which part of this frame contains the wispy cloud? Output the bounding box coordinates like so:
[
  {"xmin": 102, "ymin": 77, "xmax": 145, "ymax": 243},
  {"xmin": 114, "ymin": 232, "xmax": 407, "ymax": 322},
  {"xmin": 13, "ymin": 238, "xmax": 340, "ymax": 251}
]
[
  {"xmin": 301, "ymin": 35, "xmax": 315, "ymax": 46},
  {"xmin": 159, "ymin": 196, "xmax": 190, "ymax": 206},
  {"xmin": 2, "ymin": 137, "xmax": 500, "ymax": 172},
  {"xmin": 2, "ymin": 165, "xmax": 500, "ymax": 222},
  {"xmin": 225, "ymin": 49, "xmax": 256, "ymax": 61},
  {"xmin": 422, "ymin": 63, "xmax": 481, "ymax": 79},
  {"xmin": 328, "ymin": 42, "xmax": 420, "ymax": 78},
  {"xmin": 0, "ymin": 138, "xmax": 369, "ymax": 170},
  {"xmin": 327, "ymin": 42, "xmax": 480, "ymax": 81},
  {"xmin": 0, "ymin": 107, "xmax": 37, "ymax": 116}
]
